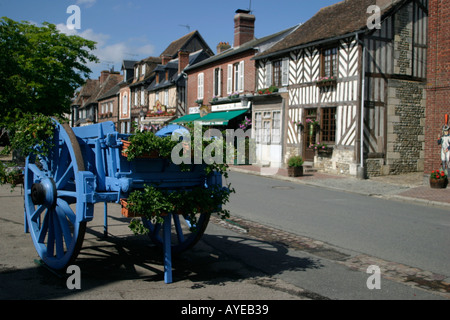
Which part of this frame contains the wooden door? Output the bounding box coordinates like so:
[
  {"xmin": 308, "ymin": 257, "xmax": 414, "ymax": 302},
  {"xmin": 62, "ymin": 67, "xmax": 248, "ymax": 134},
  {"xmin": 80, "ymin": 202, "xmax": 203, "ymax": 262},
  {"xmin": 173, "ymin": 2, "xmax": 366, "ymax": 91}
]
[{"xmin": 303, "ymin": 109, "xmax": 317, "ymax": 161}]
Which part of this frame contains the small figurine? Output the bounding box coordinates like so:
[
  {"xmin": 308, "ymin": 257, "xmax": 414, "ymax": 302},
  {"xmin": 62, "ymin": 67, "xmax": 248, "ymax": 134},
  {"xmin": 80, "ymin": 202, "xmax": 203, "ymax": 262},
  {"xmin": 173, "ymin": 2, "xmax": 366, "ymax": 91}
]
[{"xmin": 438, "ymin": 122, "xmax": 450, "ymax": 174}]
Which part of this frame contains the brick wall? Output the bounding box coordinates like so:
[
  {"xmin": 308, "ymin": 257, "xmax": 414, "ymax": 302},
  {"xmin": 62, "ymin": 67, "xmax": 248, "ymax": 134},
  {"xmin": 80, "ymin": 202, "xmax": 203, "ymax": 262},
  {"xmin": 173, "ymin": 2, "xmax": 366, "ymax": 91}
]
[
  {"xmin": 186, "ymin": 50, "xmax": 256, "ymax": 111},
  {"xmin": 425, "ymin": 0, "xmax": 450, "ymax": 173}
]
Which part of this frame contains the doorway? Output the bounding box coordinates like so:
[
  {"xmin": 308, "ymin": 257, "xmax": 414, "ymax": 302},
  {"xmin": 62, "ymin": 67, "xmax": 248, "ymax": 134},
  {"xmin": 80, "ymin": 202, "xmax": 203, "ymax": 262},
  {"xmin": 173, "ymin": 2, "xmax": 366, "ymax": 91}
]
[{"xmin": 303, "ymin": 108, "xmax": 317, "ymax": 161}]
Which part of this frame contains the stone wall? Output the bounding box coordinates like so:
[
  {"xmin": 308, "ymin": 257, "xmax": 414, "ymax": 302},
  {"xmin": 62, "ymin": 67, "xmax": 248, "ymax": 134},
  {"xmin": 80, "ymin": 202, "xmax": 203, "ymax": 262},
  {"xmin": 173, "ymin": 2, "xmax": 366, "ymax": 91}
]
[
  {"xmin": 366, "ymin": 2, "xmax": 426, "ymax": 177},
  {"xmin": 314, "ymin": 148, "xmax": 357, "ymax": 176},
  {"xmin": 384, "ymin": 79, "xmax": 426, "ymax": 175}
]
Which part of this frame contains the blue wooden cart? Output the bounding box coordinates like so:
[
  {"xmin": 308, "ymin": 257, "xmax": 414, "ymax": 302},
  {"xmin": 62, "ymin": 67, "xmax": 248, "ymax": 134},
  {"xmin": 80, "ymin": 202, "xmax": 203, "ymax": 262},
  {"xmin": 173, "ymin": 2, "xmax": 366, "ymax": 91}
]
[{"xmin": 23, "ymin": 120, "xmax": 222, "ymax": 283}]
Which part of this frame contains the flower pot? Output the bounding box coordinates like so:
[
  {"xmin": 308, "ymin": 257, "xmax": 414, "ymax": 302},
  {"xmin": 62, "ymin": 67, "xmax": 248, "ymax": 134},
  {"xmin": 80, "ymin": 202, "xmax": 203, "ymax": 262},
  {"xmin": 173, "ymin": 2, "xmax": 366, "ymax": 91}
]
[
  {"xmin": 316, "ymin": 79, "xmax": 337, "ymax": 88},
  {"xmin": 287, "ymin": 166, "xmax": 303, "ymax": 177},
  {"xmin": 120, "ymin": 199, "xmax": 143, "ymax": 218},
  {"xmin": 317, "ymin": 148, "xmax": 333, "ymax": 157},
  {"xmin": 7, "ymin": 173, "xmax": 24, "ymax": 185},
  {"xmin": 429, "ymin": 177, "xmax": 448, "ymax": 189},
  {"xmin": 121, "ymin": 140, "xmax": 159, "ymax": 158}
]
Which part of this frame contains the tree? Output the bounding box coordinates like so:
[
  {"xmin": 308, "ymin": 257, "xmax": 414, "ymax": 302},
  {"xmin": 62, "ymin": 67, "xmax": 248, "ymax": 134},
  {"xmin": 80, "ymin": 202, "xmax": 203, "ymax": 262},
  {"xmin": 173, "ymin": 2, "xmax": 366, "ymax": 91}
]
[{"xmin": 0, "ymin": 17, "xmax": 98, "ymax": 126}]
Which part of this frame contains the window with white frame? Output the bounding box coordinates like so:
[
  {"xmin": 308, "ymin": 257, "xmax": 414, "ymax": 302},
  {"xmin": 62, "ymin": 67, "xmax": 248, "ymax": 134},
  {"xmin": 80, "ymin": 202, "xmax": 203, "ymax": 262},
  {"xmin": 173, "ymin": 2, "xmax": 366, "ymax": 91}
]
[
  {"xmin": 198, "ymin": 73, "xmax": 204, "ymax": 100},
  {"xmin": 164, "ymin": 89, "xmax": 169, "ymax": 106},
  {"xmin": 254, "ymin": 112, "xmax": 262, "ymax": 143},
  {"xmin": 122, "ymin": 94, "xmax": 128, "ymax": 115},
  {"xmin": 272, "ymin": 111, "xmax": 281, "ymax": 143},
  {"xmin": 141, "ymin": 64, "xmax": 146, "ymax": 76},
  {"xmin": 264, "ymin": 58, "xmax": 289, "ymax": 88},
  {"xmin": 134, "ymin": 91, "xmax": 138, "ymax": 106},
  {"xmin": 227, "ymin": 61, "xmax": 244, "ymax": 94},
  {"xmin": 254, "ymin": 111, "xmax": 281, "ymax": 144},
  {"xmin": 141, "ymin": 89, "xmax": 145, "ymax": 106},
  {"xmin": 213, "ymin": 68, "xmax": 222, "ymax": 97}
]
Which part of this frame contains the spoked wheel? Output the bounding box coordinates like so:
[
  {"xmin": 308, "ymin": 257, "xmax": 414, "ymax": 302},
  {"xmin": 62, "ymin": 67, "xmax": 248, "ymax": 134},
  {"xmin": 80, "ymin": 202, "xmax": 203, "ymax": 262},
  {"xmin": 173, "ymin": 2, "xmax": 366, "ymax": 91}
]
[
  {"xmin": 24, "ymin": 122, "xmax": 87, "ymax": 270},
  {"xmin": 142, "ymin": 212, "xmax": 210, "ymax": 255}
]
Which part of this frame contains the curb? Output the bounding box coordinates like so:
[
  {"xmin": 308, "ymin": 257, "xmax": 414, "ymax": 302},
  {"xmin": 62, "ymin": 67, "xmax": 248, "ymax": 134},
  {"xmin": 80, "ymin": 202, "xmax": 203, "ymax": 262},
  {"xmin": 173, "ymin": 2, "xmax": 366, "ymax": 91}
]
[{"xmin": 228, "ymin": 166, "xmax": 450, "ymax": 210}]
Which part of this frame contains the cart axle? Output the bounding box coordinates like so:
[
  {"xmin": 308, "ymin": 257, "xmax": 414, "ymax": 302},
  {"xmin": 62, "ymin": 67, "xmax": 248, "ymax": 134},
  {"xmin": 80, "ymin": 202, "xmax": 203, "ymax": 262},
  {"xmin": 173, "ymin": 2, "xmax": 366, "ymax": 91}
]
[{"xmin": 31, "ymin": 178, "xmax": 57, "ymax": 209}]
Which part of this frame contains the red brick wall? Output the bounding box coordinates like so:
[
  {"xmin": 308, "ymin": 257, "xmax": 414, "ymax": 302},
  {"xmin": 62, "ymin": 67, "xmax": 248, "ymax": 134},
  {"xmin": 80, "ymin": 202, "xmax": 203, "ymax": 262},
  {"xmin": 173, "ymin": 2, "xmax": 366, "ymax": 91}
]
[
  {"xmin": 425, "ymin": 0, "xmax": 450, "ymax": 173},
  {"xmin": 186, "ymin": 50, "xmax": 256, "ymax": 111}
]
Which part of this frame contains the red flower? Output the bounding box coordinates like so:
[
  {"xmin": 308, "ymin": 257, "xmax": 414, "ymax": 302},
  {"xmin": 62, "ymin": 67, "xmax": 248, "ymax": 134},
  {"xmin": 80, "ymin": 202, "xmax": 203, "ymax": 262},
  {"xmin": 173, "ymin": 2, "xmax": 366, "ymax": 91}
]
[{"xmin": 441, "ymin": 172, "xmax": 445, "ymax": 176}]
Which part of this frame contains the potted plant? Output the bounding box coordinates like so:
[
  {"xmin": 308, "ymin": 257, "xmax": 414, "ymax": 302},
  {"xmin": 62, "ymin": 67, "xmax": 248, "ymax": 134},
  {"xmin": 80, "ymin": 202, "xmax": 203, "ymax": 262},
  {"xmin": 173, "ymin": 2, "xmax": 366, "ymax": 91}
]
[
  {"xmin": 292, "ymin": 120, "xmax": 304, "ymax": 132},
  {"xmin": 429, "ymin": 169, "xmax": 448, "ymax": 189},
  {"xmin": 310, "ymin": 142, "xmax": 332, "ymax": 156},
  {"xmin": 315, "ymin": 76, "xmax": 337, "ymax": 87},
  {"xmin": 126, "ymin": 183, "xmax": 234, "ymax": 234},
  {"xmin": 121, "ymin": 130, "xmax": 178, "ymax": 160},
  {"xmin": 287, "ymin": 155, "xmax": 304, "ymax": 177}
]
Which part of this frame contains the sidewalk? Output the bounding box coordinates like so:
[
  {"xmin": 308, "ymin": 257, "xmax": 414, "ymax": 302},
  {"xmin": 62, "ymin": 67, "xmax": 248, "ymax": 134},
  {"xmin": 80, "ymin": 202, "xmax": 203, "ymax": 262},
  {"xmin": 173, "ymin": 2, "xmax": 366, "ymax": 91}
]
[{"xmin": 229, "ymin": 165, "xmax": 450, "ymax": 209}]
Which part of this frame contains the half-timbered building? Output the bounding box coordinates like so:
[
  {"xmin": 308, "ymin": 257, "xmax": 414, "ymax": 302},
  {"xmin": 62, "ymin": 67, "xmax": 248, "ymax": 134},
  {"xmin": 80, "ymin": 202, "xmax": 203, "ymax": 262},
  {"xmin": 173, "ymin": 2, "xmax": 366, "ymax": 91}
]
[{"xmin": 254, "ymin": 0, "xmax": 428, "ymax": 177}]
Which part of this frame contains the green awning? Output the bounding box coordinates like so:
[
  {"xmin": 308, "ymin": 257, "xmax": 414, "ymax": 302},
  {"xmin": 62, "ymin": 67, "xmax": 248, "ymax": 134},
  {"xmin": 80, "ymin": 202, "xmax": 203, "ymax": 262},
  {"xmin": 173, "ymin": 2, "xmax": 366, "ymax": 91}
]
[
  {"xmin": 197, "ymin": 109, "xmax": 248, "ymax": 125},
  {"xmin": 170, "ymin": 113, "xmax": 201, "ymax": 124}
]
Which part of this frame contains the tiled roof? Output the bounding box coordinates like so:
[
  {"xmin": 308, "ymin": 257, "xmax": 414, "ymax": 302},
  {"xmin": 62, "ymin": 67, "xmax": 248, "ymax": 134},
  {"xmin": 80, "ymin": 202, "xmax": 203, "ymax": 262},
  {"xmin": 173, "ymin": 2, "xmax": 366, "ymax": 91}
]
[
  {"xmin": 72, "ymin": 79, "xmax": 99, "ymax": 106},
  {"xmin": 160, "ymin": 30, "xmax": 213, "ymax": 58},
  {"xmin": 77, "ymin": 73, "xmax": 122, "ymax": 108},
  {"xmin": 184, "ymin": 25, "xmax": 298, "ymax": 71},
  {"xmin": 256, "ymin": 0, "xmax": 404, "ymax": 59}
]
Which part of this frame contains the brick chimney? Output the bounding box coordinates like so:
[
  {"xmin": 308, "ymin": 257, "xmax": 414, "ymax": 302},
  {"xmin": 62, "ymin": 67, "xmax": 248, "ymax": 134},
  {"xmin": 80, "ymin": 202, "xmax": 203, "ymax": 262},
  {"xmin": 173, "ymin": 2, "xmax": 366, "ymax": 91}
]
[
  {"xmin": 161, "ymin": 55, "xmax": 171, "ymax": 65},
  {"xmin": 217, "ymin": 42, "xmax": 231, "ymax": 54},
  {"xmin": 234, "ymin": 9, "xmax": 255, "ymax": 47},
  {"xmin": 99, "ymin": 70, "xmax": 110, "ymax": 84},
  {"xmin": 178, "ymin": 50, "xmax": 190, "ymax": 74}
]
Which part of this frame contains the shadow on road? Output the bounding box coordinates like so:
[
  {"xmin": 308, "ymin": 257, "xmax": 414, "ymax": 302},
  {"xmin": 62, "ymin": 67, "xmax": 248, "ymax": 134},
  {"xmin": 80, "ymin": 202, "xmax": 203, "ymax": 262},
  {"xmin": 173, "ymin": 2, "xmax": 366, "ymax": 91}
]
[{"xmin": 0, "ymin": 217, "xmax": 322, "ymax": 299}]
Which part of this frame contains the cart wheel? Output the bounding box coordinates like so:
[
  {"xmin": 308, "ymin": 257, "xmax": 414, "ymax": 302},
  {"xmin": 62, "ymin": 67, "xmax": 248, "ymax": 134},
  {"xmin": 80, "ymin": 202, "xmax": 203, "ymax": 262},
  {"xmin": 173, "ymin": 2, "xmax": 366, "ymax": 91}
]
[
  {"xmin": 24, "ymin": 122, "xmax": 87, "ymax": 270},
  {"xmin": 142, "ymin": 212, "xmax": 210, "ymax": 255}
]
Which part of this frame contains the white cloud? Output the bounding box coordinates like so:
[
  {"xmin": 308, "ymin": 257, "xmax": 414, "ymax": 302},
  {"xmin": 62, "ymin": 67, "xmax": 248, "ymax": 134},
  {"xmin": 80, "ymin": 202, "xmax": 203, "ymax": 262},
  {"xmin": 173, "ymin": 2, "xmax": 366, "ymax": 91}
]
[
  {"xmin": 56, "ymin": 24, "xmax": 156, "ymax": 76},
  {"xmin": 76, "ymin": 0, "xmax": 97, "ymax": 8}
]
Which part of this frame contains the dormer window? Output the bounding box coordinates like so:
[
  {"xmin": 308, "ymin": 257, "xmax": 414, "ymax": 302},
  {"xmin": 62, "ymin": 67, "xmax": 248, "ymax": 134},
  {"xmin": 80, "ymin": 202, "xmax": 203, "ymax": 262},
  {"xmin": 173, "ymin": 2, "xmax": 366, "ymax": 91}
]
[
  {"xmin": 141, "ymin": 64, "xmax": 146, "ymax": 76},
  {"xmin": 134, "ymin": 67, "xmax": 139, "ymax": 79}
]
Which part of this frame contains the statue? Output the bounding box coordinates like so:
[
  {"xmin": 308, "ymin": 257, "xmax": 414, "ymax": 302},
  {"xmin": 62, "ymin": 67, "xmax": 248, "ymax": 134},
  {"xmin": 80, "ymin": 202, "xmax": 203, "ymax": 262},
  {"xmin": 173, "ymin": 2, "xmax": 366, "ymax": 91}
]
[{"xmin": 438, "ymin": 114, "xmax": 450, "ymax": 174}]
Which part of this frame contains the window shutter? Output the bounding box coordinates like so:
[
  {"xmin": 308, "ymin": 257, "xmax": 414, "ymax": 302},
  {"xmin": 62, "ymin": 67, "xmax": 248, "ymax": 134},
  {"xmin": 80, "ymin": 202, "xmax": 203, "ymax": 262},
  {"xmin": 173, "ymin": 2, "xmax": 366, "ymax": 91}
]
[
  {"xmin": 198, "ymin": 73, "xmax": 204, "ymax": 100},
  {"xmin": 218, "ymin": 68, "xmax": 222, "ymax": 96},
  {"xmin": 239, "ymin": 61, "xmax": 244, "ymax": 92},
  {"xmin": 282, "ymin": 58, "xmax": 289, "ymax": 86},
  {"xmin": 227, "ymin": 64, "xmax": 232, "ymax": 94},
  {"xmin": 266, "ymin": 62, "xmax": 272, "ymax": 87},
  {"xmin": 212, "ymin": 69, "xmax": 216, "ymax": 97}
]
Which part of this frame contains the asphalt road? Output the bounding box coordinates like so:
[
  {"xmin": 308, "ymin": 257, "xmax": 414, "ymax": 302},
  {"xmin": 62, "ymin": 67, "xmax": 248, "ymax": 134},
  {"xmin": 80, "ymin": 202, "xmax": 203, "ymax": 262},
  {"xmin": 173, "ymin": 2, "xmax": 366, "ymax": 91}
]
[
  {"xmin": 0, "ymin": 175, "xmax": 448, "ymax": 301},
  {"xmin": 225, "ymin": 171, "xmax": 450, "ymax": 279}
]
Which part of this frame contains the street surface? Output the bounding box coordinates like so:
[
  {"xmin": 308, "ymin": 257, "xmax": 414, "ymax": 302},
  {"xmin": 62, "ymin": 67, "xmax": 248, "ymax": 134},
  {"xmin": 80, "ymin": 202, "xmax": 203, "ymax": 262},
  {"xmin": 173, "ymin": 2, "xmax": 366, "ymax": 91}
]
[{"xmin": 0, "ymin": 170, "xmax": 449, "ymax": 301}]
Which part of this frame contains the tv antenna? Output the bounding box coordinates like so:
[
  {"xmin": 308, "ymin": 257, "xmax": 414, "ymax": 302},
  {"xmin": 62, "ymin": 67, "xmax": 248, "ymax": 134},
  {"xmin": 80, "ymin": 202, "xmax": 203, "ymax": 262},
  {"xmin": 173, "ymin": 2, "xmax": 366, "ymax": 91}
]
[
  {"xmin": 179, "ymin": 24, "xmax": 191, "ymax": 32},
  {"xmin": 102, "ymin": 60, "xmax": 115, "ymax": 71}
]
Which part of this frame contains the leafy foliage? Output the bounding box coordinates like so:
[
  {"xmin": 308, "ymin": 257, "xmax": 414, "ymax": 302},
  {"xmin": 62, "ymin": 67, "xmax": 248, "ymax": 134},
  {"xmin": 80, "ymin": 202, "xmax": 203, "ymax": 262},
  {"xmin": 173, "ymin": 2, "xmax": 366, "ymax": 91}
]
[
  {"xmin": 0, "ymin": 17, "xmax": 98, "ymax": 126},
  {"xmin": 2, "ymin": 114, "xmax": 56, "ymax": 158},
  {"xmin": 123, "ymin": 131, "xmax": 178, "ymax": 161},
  {"xmin": 287, "ymin": 155, "xmax": 304, "ymax": 167},
  {"xmin": 127, "ymin": 184, "xmax": 235, "ymax": 235}
]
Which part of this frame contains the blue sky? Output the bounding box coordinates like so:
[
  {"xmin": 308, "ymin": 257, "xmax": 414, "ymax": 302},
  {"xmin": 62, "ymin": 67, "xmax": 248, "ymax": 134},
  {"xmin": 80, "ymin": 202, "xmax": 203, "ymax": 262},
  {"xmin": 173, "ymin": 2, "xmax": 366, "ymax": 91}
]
[{"xmin": 0, "ymin": 0, "xmax": 340, "ymax": 78}]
